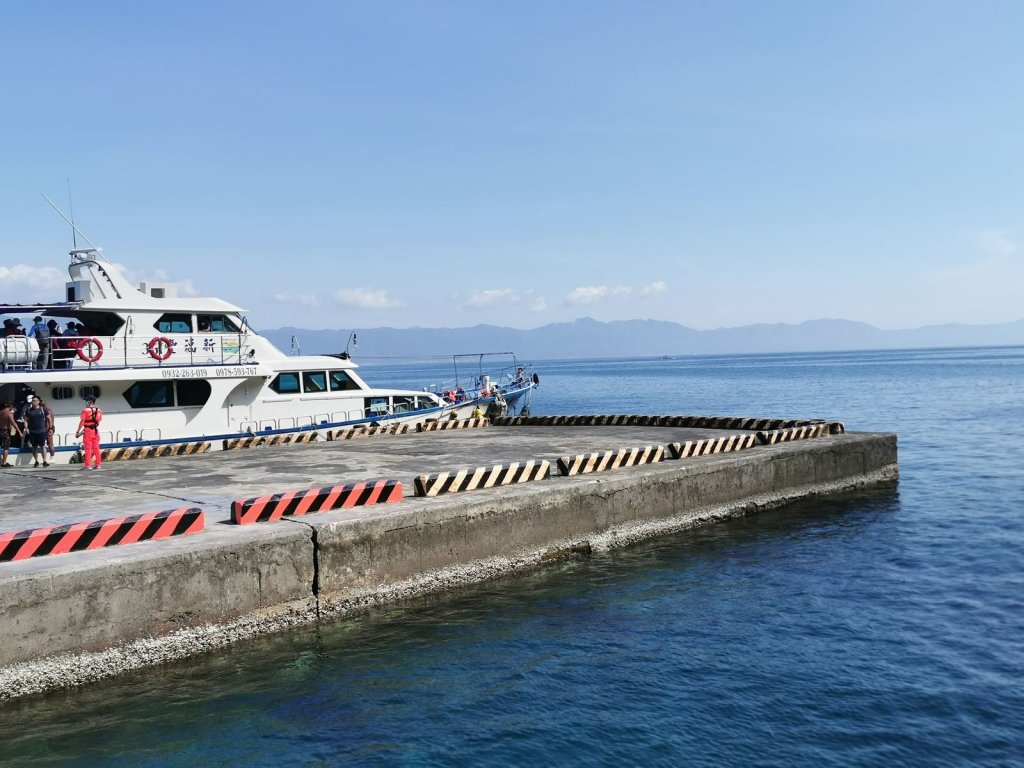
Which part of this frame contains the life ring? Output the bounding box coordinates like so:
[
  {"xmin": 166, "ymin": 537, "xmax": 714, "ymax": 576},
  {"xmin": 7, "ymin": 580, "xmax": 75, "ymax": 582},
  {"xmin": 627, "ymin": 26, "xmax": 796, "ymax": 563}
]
[
  {"xmin": 77, "ymin": 338, "xmax": 103, "ymax": 363},
  {"xmin": 146, "ymin": 336, "xmax": 174, "ymax": 361}
]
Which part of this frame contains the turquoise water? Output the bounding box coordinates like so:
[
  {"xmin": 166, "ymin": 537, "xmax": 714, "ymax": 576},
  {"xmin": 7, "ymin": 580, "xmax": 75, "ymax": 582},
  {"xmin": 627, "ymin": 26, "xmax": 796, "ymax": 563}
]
[{"xmin": 2, "ymin": 348, "xmax": 1022, "ymax": 766}]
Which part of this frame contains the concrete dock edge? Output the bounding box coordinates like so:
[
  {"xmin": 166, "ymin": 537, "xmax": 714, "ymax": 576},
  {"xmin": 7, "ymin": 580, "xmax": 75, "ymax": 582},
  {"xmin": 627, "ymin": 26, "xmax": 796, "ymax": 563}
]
[{"xmin": 0, "ymin": 431, "xmax": 896, "ymax": 701}]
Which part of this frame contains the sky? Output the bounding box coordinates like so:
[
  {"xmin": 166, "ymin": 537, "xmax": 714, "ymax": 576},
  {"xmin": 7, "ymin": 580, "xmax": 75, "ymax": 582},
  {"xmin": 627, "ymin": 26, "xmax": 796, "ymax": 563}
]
[{"xmin": 1, "ymin": 1, "xmax": 1022, "ymax": 332}]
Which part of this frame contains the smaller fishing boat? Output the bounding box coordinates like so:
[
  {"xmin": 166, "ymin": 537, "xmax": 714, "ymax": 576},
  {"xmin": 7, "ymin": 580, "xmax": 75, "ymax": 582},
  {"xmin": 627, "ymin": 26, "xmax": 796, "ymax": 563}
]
[{"xmin": 425, "ymin": 352, "xmax": 539, "ymax": 418}]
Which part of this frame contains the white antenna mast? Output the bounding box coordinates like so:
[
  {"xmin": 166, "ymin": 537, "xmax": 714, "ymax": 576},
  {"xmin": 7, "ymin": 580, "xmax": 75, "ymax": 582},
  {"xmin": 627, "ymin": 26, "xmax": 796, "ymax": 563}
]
[
  {"xmin": 66, "ymin": 179, "xmax": 77, "ymax": 249},
  {"xmin": 40, "ymin": 193, "xmax": 100, "ymax": 252}
]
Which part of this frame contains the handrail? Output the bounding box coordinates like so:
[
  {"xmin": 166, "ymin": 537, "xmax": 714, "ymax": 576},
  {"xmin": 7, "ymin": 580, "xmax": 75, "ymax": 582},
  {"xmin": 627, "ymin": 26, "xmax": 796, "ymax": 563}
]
[{"xmin": 0, "ymin": 332, "xmax": 259, "ymax": 373}]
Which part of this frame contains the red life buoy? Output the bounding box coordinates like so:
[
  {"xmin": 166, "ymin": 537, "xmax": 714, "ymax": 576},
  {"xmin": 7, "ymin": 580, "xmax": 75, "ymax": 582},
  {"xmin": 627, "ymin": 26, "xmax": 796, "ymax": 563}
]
[
  {"xmin": 146, "ymin": 336, "xmax": 174, "ymax": 361},
  {"xmin": 77, "ymin": 338, "xmax": 103, "ymax": 363}
]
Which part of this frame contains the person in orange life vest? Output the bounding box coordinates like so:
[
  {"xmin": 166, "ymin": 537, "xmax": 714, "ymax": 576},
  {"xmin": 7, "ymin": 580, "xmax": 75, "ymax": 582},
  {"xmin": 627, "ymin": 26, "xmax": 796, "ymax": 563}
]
[{"xmin": 75, "ymin": 395, "xmax": 103, "ymax": 469}]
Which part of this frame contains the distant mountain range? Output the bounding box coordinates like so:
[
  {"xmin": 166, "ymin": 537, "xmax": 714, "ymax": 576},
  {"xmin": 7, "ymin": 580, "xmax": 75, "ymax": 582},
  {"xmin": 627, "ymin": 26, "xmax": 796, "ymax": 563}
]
[{"xmin": 261, "ymin": 317, "xmax": 1024, "ymax": 361}]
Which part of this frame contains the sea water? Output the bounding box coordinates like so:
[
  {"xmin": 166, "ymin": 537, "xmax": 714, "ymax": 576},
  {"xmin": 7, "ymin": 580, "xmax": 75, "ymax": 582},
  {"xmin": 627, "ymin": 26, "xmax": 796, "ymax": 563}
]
[{"xmin": 1, "ymin": 348, "xmax": 1021, "ymax": 766}]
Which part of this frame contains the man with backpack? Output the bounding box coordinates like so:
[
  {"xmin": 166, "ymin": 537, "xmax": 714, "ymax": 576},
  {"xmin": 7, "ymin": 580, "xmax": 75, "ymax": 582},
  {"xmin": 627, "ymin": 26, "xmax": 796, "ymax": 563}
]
[{"xmin": 27, "ymin": 315, "xmax": 52, "ymax": 369}]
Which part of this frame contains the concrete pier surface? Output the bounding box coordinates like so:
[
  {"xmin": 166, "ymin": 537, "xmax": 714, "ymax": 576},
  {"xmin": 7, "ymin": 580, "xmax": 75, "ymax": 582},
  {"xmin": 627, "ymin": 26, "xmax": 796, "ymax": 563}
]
[{"xmin": 0, "ymin": 421, "xmax": 897, "ymax": 700}]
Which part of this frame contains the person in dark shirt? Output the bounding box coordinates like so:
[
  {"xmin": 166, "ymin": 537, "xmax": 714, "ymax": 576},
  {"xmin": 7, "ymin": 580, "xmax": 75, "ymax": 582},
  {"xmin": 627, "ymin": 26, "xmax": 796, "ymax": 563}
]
[{"xmin": 25, "ymin": 395, "xmax": 49, "ymax": 467}]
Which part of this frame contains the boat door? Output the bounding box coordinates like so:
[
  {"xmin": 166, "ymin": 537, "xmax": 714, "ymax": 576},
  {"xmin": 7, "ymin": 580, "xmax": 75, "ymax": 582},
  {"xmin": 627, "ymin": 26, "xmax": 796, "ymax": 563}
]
[{"xmin": 225, "ymin": 378, "xmax": 258, "ymax": 432}]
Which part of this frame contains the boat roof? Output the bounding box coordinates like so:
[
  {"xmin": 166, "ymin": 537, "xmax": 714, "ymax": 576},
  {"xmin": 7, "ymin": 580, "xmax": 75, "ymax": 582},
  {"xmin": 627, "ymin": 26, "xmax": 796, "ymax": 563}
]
[
  {"xmin": 83, "ymin": 297, "xmax": 245, "ymax": 313},
  {"xmin": 0, "ymin": 298, "xmax": 245, "ymax": 315},
  {"xmin": 0, "ymin": 303, "xmax": 82, "ymax": 314}
]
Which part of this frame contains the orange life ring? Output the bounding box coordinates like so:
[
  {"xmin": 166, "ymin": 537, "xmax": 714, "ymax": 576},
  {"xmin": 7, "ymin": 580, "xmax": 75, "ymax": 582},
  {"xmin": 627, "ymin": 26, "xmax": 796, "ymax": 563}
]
[
  {"xmin": 146, "ymin": 336, "xmax": 174, "ymax": 361},
  {"xmin": 76, "ymin": 338, "xmax": 103, "ymax": 363}
]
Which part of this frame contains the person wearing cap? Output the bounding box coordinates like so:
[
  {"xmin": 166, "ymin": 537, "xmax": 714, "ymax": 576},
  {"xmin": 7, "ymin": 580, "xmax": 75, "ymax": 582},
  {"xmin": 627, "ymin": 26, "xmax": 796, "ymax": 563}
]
[
  {"xmin": 75, "ymin": 395, "xmax": 104, "ymax": 469},
  {"xmin": 25, "ymin": 395, "xmax": 50, "ymax": 467},
  {"xmin": 59, "ymin": 321, "xmax": 80, "ymax": 367},
  {"xmin": 27, "ymin": 316, "xmax": 52, "ymax": 369}
]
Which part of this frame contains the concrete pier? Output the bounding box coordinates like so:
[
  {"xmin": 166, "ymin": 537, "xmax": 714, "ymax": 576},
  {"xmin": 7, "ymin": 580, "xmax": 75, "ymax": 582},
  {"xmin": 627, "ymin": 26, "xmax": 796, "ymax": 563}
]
[{"xmin": 0, "ymin": 420, "xmax": 897, "ymax": 700}]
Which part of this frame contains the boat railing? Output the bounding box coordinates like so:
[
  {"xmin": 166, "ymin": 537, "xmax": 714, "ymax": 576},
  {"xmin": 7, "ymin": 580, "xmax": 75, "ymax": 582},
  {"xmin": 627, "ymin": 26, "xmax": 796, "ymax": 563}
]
[
  {"xmin": 236, "ymin": 401, "xmax": 439, "ymax": 435},
  {"xmin": 0, "ymin": 333, "xmax": 259, "ymax": 372}
]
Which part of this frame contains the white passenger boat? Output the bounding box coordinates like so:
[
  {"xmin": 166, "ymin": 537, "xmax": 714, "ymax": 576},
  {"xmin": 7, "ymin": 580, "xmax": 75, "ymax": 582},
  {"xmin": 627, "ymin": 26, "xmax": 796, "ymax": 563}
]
[{"xmin": 0, "ymin": 248, "xmax": 537, "ymax": 465}]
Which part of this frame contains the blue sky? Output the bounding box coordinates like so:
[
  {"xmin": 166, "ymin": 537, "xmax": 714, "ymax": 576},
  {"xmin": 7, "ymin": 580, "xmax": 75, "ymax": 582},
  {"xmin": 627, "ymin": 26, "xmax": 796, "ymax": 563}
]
[{"xmin": 2, "ymin": 1, "xmax": 1022, "ymax": 331}]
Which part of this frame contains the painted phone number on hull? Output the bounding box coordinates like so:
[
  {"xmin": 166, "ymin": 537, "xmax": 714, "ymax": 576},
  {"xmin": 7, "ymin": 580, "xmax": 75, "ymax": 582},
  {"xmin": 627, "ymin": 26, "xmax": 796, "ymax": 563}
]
[{"xmin": 161, "ymin": 366, "xmax": 260, "ymax": 379}]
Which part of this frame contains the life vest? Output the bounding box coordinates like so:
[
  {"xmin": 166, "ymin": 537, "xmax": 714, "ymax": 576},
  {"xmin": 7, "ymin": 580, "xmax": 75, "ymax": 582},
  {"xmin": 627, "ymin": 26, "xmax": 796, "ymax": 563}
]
[{"xmin": 82, "ymin": 406, "xmax": 102, "ymax": 429}]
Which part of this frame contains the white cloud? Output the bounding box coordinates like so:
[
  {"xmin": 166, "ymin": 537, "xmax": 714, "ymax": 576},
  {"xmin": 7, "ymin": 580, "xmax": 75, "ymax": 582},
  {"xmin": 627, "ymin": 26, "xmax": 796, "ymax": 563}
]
[
  {"xmin": 933, "ymin": 230, "xmax": 1021, "ymax": 284},
  {"xmin": 459, "ymin": 288, "xmax": 548, "ymax": 312},
  {"xmin": 640, "ymin": 280, "xmax": 668, "ymax": 297},
  {"xmin": 463, "ymin": 289, "xmax": 517, "ymax": 309},
  {"xmin": 566, "ymin": 286, "xmax": 612, "ymax": 304},
  {"xmin": 334, "ymin": 288, "xmax": 401, "ymax": 310},
  {"xmin": 119, "ymin": 265, "xmax": 200, "ymax": 297},
  {"xmin": 565, "ymin": 282, "xmax": 665, "ymax": 304},
  {"xmin": 978, "ymin": 229, "xmax": 1017, "ymax": 259},
  {"xmin": 921, "ymin": 230, "xmax": 1024, "ymax": 322},
  {"xmin": 0, "ymin": 264, "xmax": 64, "ymax": 291},
  {"xmin": 274, "ymin": 292, "xmax": 320, "ymax": 307}
]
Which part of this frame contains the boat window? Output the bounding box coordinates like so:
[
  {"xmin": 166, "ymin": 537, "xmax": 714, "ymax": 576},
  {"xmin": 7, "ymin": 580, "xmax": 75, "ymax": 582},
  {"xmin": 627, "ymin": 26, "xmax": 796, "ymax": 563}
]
[
  {"xmin": 365, "ymin": 396, "xmax": 389, "ymax": 416},
  {"xmin": 393, "ymin": 396, "xmax": 415, "ymax": 414},
  {"xmin": 415, "ymin": 395, "xmax": 436, "ymax": 410},
  {"xmin": 329, "ymin": 370, "xmax": 360, "ymax": 391},
  {"xmin": 197, "ymin": 314, "xmax": 241, "ymax": 333},
  {"xmin": 302, "ymin": 371, "xmax": 327, "ymax": 393},
  {"xmin": 51, "ymin": 386, "xmax": 74, "ymax": 400},
  {"xmin": 73, "ymin": 313, "xmax": 125, "ymax": 336},
  {"xmin": 124, "ymin": 381, "xmax": 174, "ymax": 408},
  {"xmin": 176, "ymin": 379, "xmax": 211, "ymax": 407},
  {"xmin": 154, "ymin": 313, "xmax": 193, "ymax": 333},
  {"xmin": 80, "ymin": 385, "xmax": 101, "ymax": 400},
  {"xmin": 270, "ymin": 372, "xmax": 301, "ymax": 394}
]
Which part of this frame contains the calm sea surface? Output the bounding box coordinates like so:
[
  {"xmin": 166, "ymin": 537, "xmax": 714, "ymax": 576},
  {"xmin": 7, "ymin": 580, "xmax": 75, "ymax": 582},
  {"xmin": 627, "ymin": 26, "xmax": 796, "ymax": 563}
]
[{"xmin": 2, "ymin": 348, "xmax": 1022, "ymax": 766}]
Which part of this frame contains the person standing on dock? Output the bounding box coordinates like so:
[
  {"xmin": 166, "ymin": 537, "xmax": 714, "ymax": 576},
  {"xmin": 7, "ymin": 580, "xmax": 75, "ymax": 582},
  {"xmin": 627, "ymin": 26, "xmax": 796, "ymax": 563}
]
[
  {"xmin": 0, "ymin": 402, "xmax": 23, "ymax": 468},
  {"xmin": 75, "ymin": 395, "xmax": 103, "ymax": 470},
  {"xmin": 25, "ymin": 396, "xmax": 50, "ymax": 467},
  {"xmin": 39, "ymin": 396, "xmax": 56, "ymax": 461}
]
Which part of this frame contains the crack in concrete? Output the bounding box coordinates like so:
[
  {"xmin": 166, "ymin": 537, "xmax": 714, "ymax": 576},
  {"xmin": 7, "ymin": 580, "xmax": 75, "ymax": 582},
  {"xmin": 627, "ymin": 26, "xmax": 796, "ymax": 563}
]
[{"xmin": 285, "ymin": 519, "xmax": 322, "ymax": 621}]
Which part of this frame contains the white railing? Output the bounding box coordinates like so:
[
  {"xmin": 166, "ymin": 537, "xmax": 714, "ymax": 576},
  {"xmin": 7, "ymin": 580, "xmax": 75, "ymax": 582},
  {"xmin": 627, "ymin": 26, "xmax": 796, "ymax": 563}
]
[{"xmin": 12, "ymin": 333, "xmax": 261, "ymax": 371}]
